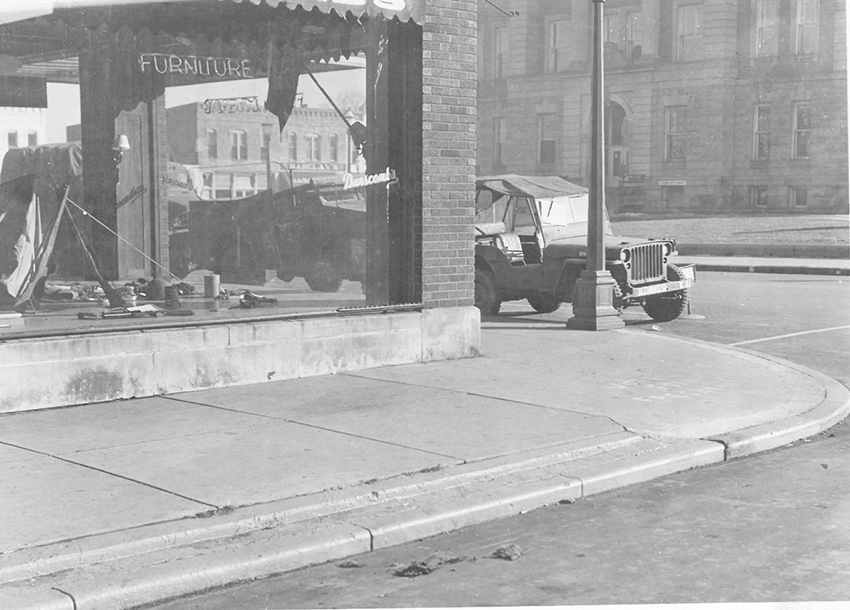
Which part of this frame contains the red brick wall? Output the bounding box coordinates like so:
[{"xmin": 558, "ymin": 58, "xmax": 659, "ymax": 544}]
[{"xmin": 421, "ymin": 0, "xmax": 477, "ymax": 308}]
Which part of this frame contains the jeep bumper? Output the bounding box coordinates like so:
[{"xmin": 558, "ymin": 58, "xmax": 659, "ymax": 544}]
[{"xmin": 628, "ymin": 264, "xmax": 696, "ymax": 298}]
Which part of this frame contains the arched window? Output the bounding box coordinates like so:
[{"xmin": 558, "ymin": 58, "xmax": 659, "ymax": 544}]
[
  {"xmin": 306, "ymin": 133, "xmax": 321, "ymax": 161},
  {"xmin": 207, "ymin": 129, "xmax": 217, "ymax": 158},
  {"xmin": 329, "ymin": 134, "xmax": 339, "ymax": 162},
  {"xmin": 230, "ymin": 130, "xmax": 247, "ymax": 160},
  {"xmin": 288, "ymin": 133, "xmax": 297, "ymax": 161}
]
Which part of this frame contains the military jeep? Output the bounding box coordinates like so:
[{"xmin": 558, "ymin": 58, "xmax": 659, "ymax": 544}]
[{"xmin": 474, "ymin": 174, "xmax": 696, "ymax": 321}]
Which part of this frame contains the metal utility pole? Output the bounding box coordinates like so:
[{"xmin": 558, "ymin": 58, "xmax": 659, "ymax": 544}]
[{"xmin": 567, "ymin": 0, "xmax": 624, "ymax": 331}]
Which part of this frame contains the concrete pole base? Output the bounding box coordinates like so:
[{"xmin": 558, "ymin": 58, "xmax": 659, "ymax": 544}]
[{"xmin": 566, "ymin": 270, "xmax": 625, "ymax": 331}]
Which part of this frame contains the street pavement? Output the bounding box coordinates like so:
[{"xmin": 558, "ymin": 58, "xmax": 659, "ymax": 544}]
[{"xmin": 1, "ymin": 255, "xmax": 849, "ymax": 610}]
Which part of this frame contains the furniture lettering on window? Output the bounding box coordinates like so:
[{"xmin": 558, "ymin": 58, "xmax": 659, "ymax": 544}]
[{"xmin": 139, "ymin": 53, "xmax": 252, "ymax": 78}]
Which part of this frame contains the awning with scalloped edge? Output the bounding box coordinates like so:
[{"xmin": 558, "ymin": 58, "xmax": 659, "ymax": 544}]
[
  {"xmin": 0, "ymin": 0, "xmax": 422, "ymax": 26},
  {"xmin": 227, "ymin": 0, "xmax": 421, "ymax": 22}
]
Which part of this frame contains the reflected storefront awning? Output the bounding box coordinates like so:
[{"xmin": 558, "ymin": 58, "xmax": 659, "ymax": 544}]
[
  {"xmin": 227, "ymin": 0, "xmax": 422, "ymax": 22},
  {"xmin": 0, "ymin": 0, "xmax": 422, "ymax": 25}
]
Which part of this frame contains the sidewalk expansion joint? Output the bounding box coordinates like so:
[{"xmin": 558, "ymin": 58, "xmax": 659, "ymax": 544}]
[
  {"xmin": 702, "ymin": 437, "xmax": 732, "ymax": 461},
  {"xmin": 339, "ymin": 374, "xmax": 628, "ymax": 430},
  {"xmin": 0, "ymin": 440, "xmax": 218, "ymax": 510},
  {"xmin": 352, "ymin": 524, "xmax": 376, "ymax": 551},
  {"xmin": 51, "ymin": 587, "xmax": 77, "ymax": 610},
  {"xmin": 161, "ymin": 395, "xmax": 463, "ymax": 461}
]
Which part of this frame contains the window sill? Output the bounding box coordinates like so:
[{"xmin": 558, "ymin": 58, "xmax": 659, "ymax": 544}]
[{"xmin": 749, "ymin": 159, "xmax": 770, "ymax": 168}]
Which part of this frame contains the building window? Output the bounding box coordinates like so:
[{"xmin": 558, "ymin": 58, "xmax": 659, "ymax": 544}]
[
  {"xmin": 753, "ymin": 105, "xmax": 770, "ymax": 160},
  {"xmin": 625, "ymin": 12, "xmax": 644, "ymax": 60},
  {"xmin": 546, "ymin": 19, "xmax": 570, "ymax": 73},
  {"xmin": 27, "ymin": 131, "xmax": 37, "ymax": 147},
  {"xmin": 676, "ymin": 4, "xmax": 703, "ymax": 62},
  {"xmin": 288, "ymin": 133, "xmax": 297, "ymax": 161},
  {"xmin": 665, "ymin": 106, "xmax": 687, "ymax": 161},
  {"xmin": 494, "ymin": 26, "xmax": 508, "ymax": 78},
  {"xmin": 755, "ymin": 0, "xmax": 779, "ymax": 57},
  {"xmin": 493, "ymin": 117, "xmax": 506, "ymax": 167},
  {"xmin": 207, "ymin": 129, "xmax": 217, "ymax": 159},
  {"xmin": 306, "ymin": 133, "xmax": 321, "ymax": 161},
  {"xmin": 604, "ymin": 12, "xmax": 620, "ymax": 48},
  {"xmin": 330, "ymin": 134, "xmax": 339, "ymax": 162},
  {"xmin": 792, "ymin": 101, "xmax": 811, "ymax": 159},
  {"xmin": 261, "ymin": 127, "xmax": 272, "ymax": 162},
  {"xmin": 233, "ymin": 174, "xmax": 256, "ymax": 198},
  {"xmin": 795, "ymin": 0, "xmax": 819, "ymax": 54},
  {"xmin": 215, "ymin": 173, "xmax": 233, "ymax": 200},
  {"xmin": 790, "ymin": 186, "xmax": 808, "ymax": 208},
  {"xmin": 750, "ymin": 186, "xmax": 769, "ymax": 208},
  {"xmin": 201, "ymin": 172, "xmax": 214, "ymax": 200},
  {"xmin": 537, "ymin": 114, "xmax": 557, "ymax": 164},
  {"xmin": 230, "ymin": 130, "xmax": 247, "ymax": 160},
  {"xmin": 7, "ymin": 131, "xmax": 17, "ymax": 148}
]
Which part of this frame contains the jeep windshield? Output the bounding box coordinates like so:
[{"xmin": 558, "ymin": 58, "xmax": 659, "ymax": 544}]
[{"xmin": 536, "ymin": 195, "xmax": 613, "ymax": 241}]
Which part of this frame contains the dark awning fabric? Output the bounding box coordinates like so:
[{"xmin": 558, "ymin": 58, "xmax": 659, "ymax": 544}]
[
  {"xmin": 227, "ymin": 0, "xmax": 422, "ymax": 22},
  {"xmin": 476, "ymin": 174, "xmax": 588, "ymax": 200},
  {"xmin": 41, "ymin": 0, "xmax": 421, "ymax": 23}
]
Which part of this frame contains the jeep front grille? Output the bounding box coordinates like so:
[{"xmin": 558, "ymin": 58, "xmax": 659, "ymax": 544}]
[{"xmin": 625, "ymin": 243, "xmax": 666, "ymax": 285}]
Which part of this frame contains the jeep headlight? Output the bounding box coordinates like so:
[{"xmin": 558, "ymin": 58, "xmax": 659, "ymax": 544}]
[
  {"xmin": 663, "ymin": 242, "xmax": 674, "ymax": 256},
  {"xmin": 620, "ymin": 249, "xmax": 630, "ymax": 263}
]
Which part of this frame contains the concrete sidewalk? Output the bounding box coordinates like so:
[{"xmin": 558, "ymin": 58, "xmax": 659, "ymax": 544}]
[{"xmin": 1, "ymin": 324, "xmax": 848, "ymax": 610}]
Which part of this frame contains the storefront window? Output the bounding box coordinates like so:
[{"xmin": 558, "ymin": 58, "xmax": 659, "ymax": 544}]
[{"xmin": 0, "ymin": 1, "xmax": 424, "ymax": 337}]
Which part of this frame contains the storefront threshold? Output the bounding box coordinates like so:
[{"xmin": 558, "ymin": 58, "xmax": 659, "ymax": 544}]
[{"xmin": 0, "ymin": 306, "xmax": 481, "ymax": 414}]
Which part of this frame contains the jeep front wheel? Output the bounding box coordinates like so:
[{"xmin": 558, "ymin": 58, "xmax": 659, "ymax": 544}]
[
  {"xmin": 474, "ymin": 268, "xmax": 501, "ymax": 315},
  {"xmin": 527, "ymin": 293, "xmax": 561, "ymax": 314},
  {"xmin": 642, "ymin": 264, "xmax": 689, "ymax": 322}
]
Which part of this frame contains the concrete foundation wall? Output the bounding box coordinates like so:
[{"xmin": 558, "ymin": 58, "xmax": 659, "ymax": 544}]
[{"xmin": 0, "ymin": 307, "xmax": 480, "ymax": 414}]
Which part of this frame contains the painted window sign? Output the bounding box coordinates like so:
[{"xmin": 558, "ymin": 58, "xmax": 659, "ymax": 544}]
[
  {"xmin": 139, "ymin": 53, "xmax": 252, "ymax": 78},
  {"xmin": 344, "ymin": 168, "xmax": 398, "ymax": 190},
  {"xmin": 203, "ymin": 96, "xmax": 261, "ymax": 114}
]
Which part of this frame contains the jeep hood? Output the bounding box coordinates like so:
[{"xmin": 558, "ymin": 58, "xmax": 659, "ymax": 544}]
[{"xmin": 544, "ymin": 234, "xmax": 670, "ymax": 260}]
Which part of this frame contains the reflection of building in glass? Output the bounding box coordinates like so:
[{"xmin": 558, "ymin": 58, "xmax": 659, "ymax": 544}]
[
  {"xmin": 167, "ymin": 102, "xmax": 365, "ymax": 198},
  {"xmin": 478, "ymin": 0, "xmax": 848, "ymax": 212}
]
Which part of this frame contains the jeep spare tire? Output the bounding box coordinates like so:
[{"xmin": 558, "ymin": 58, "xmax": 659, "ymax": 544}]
[
  {"xmin": 474, "ymin": 268, "xmax": 501, "ymax": 315},
  {"xmin": 642, "ymin": 263, "xmax": 689, "ymax": 322},
  {"xmin": 305, "ymin": 261, "xmax": 343, "ymax": 292}
]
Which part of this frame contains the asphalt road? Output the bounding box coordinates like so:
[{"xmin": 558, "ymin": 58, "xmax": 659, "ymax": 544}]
[{"xmin": 144, "ymin": 271, "xmax": 850, "ymax": 609}]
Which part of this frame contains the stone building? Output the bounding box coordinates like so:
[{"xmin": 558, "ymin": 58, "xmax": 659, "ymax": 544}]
[{"xmin": 477, "ymin": 0, "xmax": 848, "ymax": 213}]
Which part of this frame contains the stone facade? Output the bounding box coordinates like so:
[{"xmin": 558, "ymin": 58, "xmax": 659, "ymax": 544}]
[{"xmin": 477, "ymin": 0, "xmax": 848, "ymax": 213}]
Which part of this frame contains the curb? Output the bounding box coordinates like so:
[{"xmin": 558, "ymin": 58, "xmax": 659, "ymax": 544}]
[
  {"xmin": 706, "ymin": 348, "xmax": 850, "ymax": 459},
  {"xmin": 0, "ymin": 433, "xmax": 724, "ymax": 610},
  {"xmin": 677, "ymin": 243, "xmax": 849, "ymax": 259},
  {"xmin": 685, "ymin": 262, "xmax": 849, "ymax": 276},
  {"xmin": 2, "ymin": 346, "xmax": 848, "ymax": 610}
]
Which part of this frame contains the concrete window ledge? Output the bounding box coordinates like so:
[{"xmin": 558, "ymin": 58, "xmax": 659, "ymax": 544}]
[{"xmin": 0, "ymin": 307, "xmax": 481, "ymax": 414}]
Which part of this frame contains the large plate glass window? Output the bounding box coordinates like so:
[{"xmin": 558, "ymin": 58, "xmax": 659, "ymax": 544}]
[{"xmin": 0, "ymin": 2, "xmax": 423, "ymax": 337}]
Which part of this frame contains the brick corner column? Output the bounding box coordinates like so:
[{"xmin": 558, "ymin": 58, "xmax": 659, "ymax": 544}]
[{"xmin": 421, "ymin": 0, "xmax": 478, "ymax": 309}]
